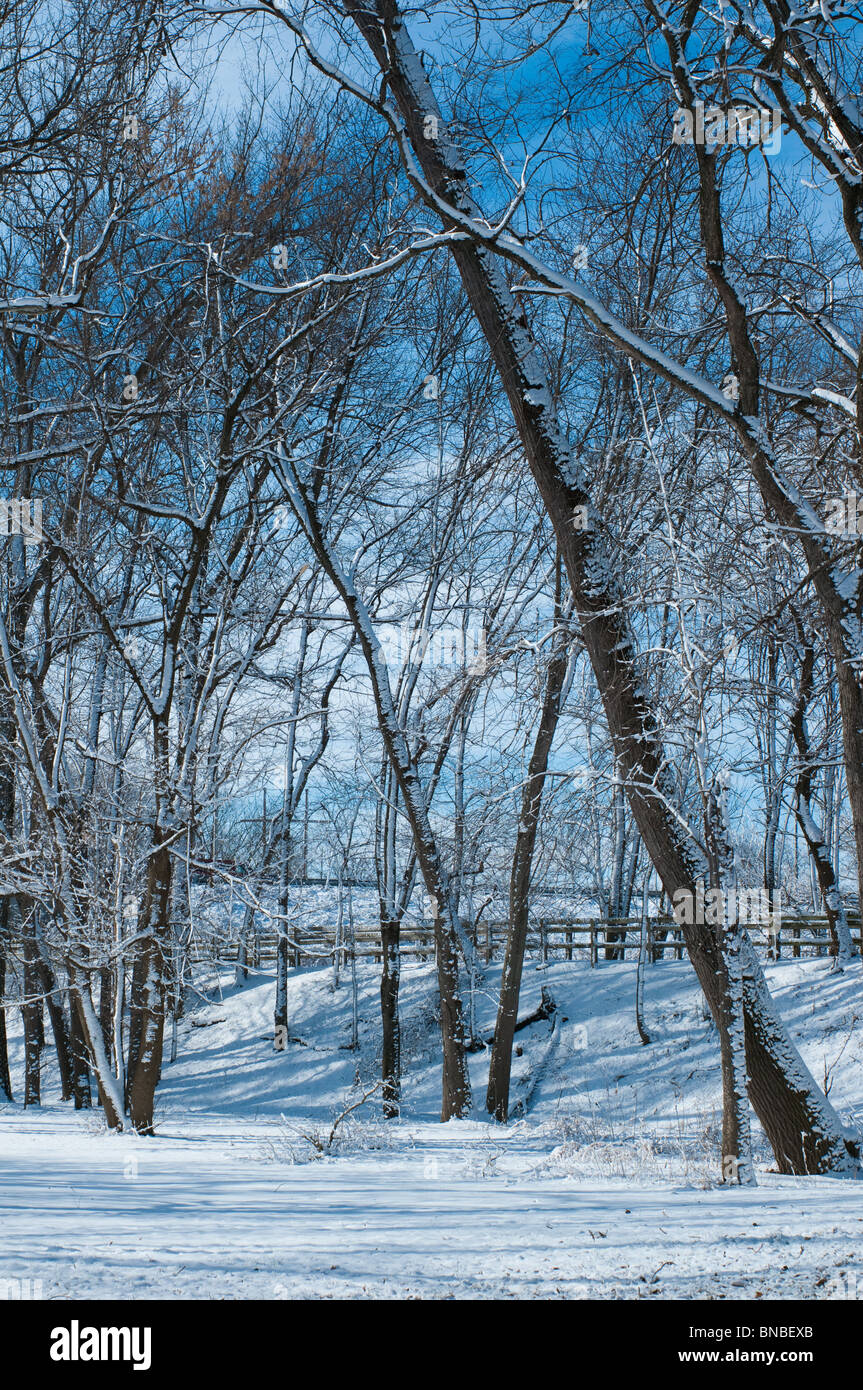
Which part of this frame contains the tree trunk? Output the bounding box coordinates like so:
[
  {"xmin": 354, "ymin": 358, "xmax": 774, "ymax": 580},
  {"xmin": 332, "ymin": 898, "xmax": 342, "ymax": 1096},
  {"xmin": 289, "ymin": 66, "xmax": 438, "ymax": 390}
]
[
  {"xmin": 126, "ymin": 940, "xmax": 166, "ymax": 1133},
  {"xmin": 21, "ymin": 902, "xmax": 76, "ymax": 1104},
  {"xmin": 380, "ymin": 915, "xmax": 401, "ymax": 1116},
  {"xmin": 69, "ymin": 988, "xmax": 93, "ymax": 1110},
  {"xmin": 274, "ymin": 832, "xmax": 290, "ymax": 1048},
  {"xmin": 99, "ymin": 965, "xmax": 114, "ymax": 1062},
  {"xmin": 718, "ymin": 898, "xmax": 756, "ymax": 1185},
  {"xmin": 126, "ymin": 836, "xmax": 172, "ymax": 1134},
  {"xmin": 22, "ymin": 939, "xmax": 43, "ymax": 1107},
  {"xmin": 699, "ymin": 784, "xmax": 756, "ymax": 1185},
  {"xmin": 0, "ymin": 902, "xmax": 13, "ymax": 1102},
  {"xmin": 622, "ymin": 831, "xmax": 641, "ymax": 918},
  {"xmin": 606, "ymin": 763, "xmax": 627, "ymax": 958},
  {"xmin": 0, "ymin": 673, "xmax": 17, "ymax": 1102},
  {"xmin": 235, "ymin": 910, "xmax": 250, "ymax": 986},
  {"xmin": 274, "ymin": 931, "xmax": 289, "ymax": 1046},
  {"xmin": 68, "ymin": 963, "xmax": 124, "ymax": 1130},
  {"xmin": 32, "ymin": 917, "xmax": 75, "ymax": 1103},
  {"xmin": 635, "ymin": 878, "xmax": 651, "ymax": 1047},
  {"xmin": 487, "ymin": 587, "xmax": 570, "ymax": 1121}
]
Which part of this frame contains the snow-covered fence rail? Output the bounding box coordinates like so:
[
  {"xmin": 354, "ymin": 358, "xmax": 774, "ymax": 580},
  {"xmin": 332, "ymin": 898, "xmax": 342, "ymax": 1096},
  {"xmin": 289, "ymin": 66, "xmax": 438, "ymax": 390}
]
[
  {"xmin": 207, "ymin": 913, "xmax": 860, "ymax": 968},
  {"xmin": 516, "ymin": 915, "xmax": 861, "ymax": 965}
]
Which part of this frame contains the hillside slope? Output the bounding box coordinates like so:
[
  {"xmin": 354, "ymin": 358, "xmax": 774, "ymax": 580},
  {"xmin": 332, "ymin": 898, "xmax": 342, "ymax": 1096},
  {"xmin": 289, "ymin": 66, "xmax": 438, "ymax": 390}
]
[{"xmin": 1, "ymin": 956, "xmax": 861, "ymax": 1299}]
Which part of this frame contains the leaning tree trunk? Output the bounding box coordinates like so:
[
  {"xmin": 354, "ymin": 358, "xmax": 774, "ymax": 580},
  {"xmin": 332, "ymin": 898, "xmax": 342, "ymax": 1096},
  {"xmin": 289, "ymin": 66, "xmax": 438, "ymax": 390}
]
[
  {"xmin": 341, "ymin": 0, "xmax": 858, "ymax": 1173},
  {"xmin": 67, "ymin": 961, "xmax": 124, "ymax": 1130},
  {"xmin": 487, "ymin": 584, "xmax": 570, "ymax": 1121}
]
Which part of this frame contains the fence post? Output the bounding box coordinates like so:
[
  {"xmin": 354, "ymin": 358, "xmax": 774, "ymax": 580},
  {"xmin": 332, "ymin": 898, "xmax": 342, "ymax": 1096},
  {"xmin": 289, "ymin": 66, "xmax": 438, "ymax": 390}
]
[
  {"xmin": 566, "ymin": 926, "xmax": 572, "ymax": 962},
  {"xmin": 540, "ymin": 918, "xmax": 547, "ymax": 963},
  {"xmin": 589, "ymin": 920, "xmax": 597, "ymax": 968}
]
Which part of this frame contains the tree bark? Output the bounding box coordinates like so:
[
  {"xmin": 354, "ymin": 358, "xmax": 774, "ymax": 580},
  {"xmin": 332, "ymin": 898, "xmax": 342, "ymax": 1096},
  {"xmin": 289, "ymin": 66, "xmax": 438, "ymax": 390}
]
[
  {"xmin": 635, "ymin": 878, "xmax": 651, "ymax": 1047},
  {"xmin": 126, "ymin": 834, "xmax": 172, "ymax": 1134},
  {"xmin": 69, "ymin": 987, "xmax": 93, "ymax": 1110},
  {"xmin": 380, "ymin": 915, "xmax": 401, "ymax": 1117},
  {"xmin": 719, "ymin": 899, "xmax": 756, "ymax": 1185},
  {"xmin": 32, "ymin": 916, "xmax": 74, "ymax": 1103},
  {"xmin": 487, "ymin": 586, "xmax": 570, "ymax": 1121},
  {"xmin": 99, "ymin": 965, "xmax": 115, "ymax": 1063},
  {"xmin": 0, "ymin": 901, "xmax": 13, "ymax": 1102},
  {"xmin": 274, "ymin": 834, "xmax": 290, "ymax": 1049},
  {"xmin": 68, "ymin": 963, "xmax": 124, "ymax": 1130},
  {"xmin": 22, "ymin": 934, "xmax": 43, "ymax": 1107},
  {"xmin": 0, "ymin": 678, "xmax": 16, "ymax": 1101}
]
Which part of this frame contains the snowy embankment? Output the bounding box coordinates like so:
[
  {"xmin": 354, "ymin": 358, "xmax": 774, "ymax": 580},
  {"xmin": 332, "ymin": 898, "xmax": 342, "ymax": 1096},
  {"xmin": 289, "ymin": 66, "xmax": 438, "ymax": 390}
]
[{"xmin": 1, "ymin": 956, "xmax": 862, "ymax": 1299}]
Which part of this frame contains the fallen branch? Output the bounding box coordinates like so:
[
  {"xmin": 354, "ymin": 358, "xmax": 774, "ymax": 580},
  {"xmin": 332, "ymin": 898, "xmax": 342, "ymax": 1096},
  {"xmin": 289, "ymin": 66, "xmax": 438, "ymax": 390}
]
[{"xmin": 473, "ymin": 986, "xmax": 557, "ymax": 1050}]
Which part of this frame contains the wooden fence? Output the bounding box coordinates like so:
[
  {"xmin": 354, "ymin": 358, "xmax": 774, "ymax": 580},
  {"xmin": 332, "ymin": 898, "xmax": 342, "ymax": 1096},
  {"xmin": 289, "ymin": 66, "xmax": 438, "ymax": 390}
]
[{"xmin": 215, "ymin": 913, "xmax": 861, "ymax": 969}]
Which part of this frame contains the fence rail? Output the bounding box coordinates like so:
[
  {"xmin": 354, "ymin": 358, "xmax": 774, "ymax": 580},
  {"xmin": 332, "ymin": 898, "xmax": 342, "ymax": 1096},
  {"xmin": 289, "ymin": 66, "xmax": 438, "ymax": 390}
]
[{"xmin": 214, "ymin": 913, "xmax": 861, "ymax": 969}]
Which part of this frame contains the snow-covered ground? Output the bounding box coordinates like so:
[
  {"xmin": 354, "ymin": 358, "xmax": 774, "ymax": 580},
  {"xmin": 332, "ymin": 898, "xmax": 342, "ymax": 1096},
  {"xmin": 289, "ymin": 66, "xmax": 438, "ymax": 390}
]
[{"xmin": 1, "ymin": 955, "xmax": 862, "ymax": 1299}]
